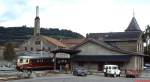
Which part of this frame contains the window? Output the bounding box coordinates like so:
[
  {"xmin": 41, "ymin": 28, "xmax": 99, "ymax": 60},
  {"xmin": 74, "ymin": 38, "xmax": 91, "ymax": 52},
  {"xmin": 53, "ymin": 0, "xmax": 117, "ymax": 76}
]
[
  {"xmin": 48, "ymin": 47, "xmax": 51, "ymax": 51},
  {"xmin": 31, "ymin": 47, "xmax": 33, "ymax": 51},
  {"xmin": 25, "ymin": 47, "xmax": 27, "ymax": 51},
  {"xmin": 35, "ymin": 41, "xmax": 41, "ymax": 45},
  {"xmin": 64, "ymin": 60, "xmax": 67, "ymax": 63},
  {"xmin": 79, "ymin": 62, "xmax": 84, "ymax": 66},
  {"xmin": 108, "ymin": 67, "xmax": 111, "ymax": 69},
  {"xmin": 105, "ymin": 67, "xmax": 108, "ymax": 69},
  {"xmin": 20, "ymin": 59, "xmax": 23, "ymax": 63},
  {"xmin": 113, "ymin": 67, "xmax": 117, "ymax": 69},
  {"xmin": 43, "ymin": 47, "xmax": 45, "ymax": 50},
  {"xmin": 61, "ymin": 60, "xmax": 64, "ymax": 63},
  {"xmin": 41, "ymin": 59, "xmax": 43, "ymax": 62},
  {"xmin": 57, "ymin": 60, "xmax": 60, "ymax": 64},
  {"xmin": 26, "ymin": 59, "xmax": 28, "ymax": 63},
  {"xmin": 37, "ymin": 59, "xmax": 40, "ymax": 63}
]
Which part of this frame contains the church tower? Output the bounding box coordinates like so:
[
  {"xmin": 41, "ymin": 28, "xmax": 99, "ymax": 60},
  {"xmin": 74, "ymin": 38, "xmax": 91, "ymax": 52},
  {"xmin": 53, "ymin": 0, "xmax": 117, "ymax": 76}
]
[{"xmin": 34, "ymin": 6, "xmax": 40, "ymax": 36}]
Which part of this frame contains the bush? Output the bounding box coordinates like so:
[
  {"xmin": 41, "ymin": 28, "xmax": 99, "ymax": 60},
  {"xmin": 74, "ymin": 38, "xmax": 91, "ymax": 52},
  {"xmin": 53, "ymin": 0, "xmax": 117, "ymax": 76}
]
[{"xmin": 3, "ymin": 42, "xmax": 16, "ymax": 61}]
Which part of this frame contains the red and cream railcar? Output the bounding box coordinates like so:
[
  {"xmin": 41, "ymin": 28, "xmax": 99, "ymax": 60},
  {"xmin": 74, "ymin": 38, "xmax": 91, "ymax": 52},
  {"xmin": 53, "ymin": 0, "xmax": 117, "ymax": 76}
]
[{"xmin": 16, "ymin": 55, "xmax": 54, "ymax": 71}]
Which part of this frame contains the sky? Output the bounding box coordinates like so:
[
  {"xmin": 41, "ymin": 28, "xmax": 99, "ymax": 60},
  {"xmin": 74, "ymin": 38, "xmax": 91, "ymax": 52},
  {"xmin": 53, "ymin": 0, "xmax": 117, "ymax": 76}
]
[{"xmin": 0, "ymin": 0, "xmax": 150, "ymax": 36}]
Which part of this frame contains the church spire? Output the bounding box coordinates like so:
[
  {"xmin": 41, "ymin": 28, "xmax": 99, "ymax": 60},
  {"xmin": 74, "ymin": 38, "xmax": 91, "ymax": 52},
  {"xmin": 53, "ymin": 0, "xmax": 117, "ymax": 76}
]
[
  {"xmin": 34, "ymin": 6, "xmax": 40, "ymax": 36},
  {"xmin": 36, "ymin": 6, "xmax": 39, "ymax": 17},
  {"xmin": 133, "ymin": 9, "xmax": 135, "ymax": 17},
  {"xmin": 125, "ymin": 14, "xmax": 141, "ymax": 32}
]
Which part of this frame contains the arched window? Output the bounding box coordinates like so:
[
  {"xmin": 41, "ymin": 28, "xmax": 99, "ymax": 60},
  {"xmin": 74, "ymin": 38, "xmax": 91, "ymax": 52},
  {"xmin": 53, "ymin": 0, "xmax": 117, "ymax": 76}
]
[
  {"xmin": 48, "ymin": 47, "xmax": 51, "ymax": 51},
  {"xmin": 43, "ymin": 47, "xmax": 45, "ymax": 50},
  {"xmin": 25, "ymin": 47, "xmax": 27, "ymax": 51},
  {"xmin": 31, "ymin": 47, "xmax": 33, "ymax": 51},
  {"xmin": 35, "ymin": 41, "xmax": 41, "ymax": 45},
  {"xmin": 20, "ymin": 59, "xmax": 23, "ymax": 63}
]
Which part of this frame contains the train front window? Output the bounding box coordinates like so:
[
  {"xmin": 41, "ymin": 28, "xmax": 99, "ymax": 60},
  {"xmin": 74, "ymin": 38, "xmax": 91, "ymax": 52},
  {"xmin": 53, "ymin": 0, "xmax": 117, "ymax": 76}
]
[
  {"xmin": 19, "ymin": 59, "xmax": 29, "ymax": 64},
  {"xmin": 26, "ymin": 59, "xmax": 28, "ymax": 63},
  {"xmin": 20, "ymin": 59, "xmax": 23, "ymax": 63}
]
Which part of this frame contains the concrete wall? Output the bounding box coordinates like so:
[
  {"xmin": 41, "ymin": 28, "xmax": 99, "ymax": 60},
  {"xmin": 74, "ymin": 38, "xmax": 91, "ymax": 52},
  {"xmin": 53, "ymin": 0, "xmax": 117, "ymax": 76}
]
[
  {"xmin": 20, "ymin": 36, "xmax": 57, "ymax": 52},
  {"xmin": 125, "ymin": 56, "xmax": 143, "ymax": 71}
]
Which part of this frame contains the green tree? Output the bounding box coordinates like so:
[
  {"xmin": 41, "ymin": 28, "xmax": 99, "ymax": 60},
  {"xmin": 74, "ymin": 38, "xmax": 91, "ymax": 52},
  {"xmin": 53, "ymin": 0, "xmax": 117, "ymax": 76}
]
[{"xmin": 3, "ymin": 42, "xmax": 16, "ymax": 61}]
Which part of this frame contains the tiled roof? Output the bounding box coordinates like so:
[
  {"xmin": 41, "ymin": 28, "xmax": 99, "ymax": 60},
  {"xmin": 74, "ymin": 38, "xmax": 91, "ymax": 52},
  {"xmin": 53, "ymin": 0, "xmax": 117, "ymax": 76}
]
[
  {"xmin": 72, "ymin": 38, "xmax": 140, "ymax": 55},
  {"xmin": 125, "ymin": 17, "xmax": 141, "ymax": 32},
  {"xmin": 61, "ymin": 39, "xmax": 85, "ymax": 47},
  {"xmin": 87, "ymin": 31, "xmax": 142, "ymax": 41},
  {"xmin": 17, "ymin": 51, "xmax": 52, "ymax": 59},
  {"xmin": 86, "ymin": 16, "xmax": 142, "ymax": 41},
  {"xmin": 41, "ymin": 35, "xmax": 67, "ymax": 48}
]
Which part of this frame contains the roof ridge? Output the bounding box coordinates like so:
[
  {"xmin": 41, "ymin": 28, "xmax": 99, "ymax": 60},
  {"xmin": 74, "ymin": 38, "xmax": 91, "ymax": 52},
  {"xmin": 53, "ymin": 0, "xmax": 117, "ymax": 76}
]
[
  {"xmin": 41, "ymin": 35, "xmax": 67, "ymax": 48},
  {"xmin": 72, "ymin": 38, "xmax": 138, "ymax": 55}
]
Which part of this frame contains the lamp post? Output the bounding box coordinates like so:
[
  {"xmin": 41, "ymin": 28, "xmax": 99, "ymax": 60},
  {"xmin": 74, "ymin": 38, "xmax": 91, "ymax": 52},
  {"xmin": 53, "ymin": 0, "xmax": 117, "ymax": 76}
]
[{"xmin": 53, "ymin": 53, "xmax": 56, "ymax": 71}]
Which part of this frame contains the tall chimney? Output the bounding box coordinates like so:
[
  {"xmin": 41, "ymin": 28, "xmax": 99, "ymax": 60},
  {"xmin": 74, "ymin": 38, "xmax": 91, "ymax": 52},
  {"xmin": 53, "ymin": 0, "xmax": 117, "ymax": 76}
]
[{"xmin": 34, "ymin": 6, "xmax": 40, "ymax": 36}]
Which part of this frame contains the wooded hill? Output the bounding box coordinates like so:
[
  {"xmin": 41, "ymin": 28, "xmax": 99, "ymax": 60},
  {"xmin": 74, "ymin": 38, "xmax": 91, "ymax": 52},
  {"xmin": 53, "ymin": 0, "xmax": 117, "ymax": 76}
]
[{"xmin": 0, "ymin": 26, "xmax": 84, "ymax": 46}]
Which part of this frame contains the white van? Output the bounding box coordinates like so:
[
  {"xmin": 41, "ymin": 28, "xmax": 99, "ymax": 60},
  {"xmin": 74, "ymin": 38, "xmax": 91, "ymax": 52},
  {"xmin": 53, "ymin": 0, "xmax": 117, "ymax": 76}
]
[{"xmin": 103, "ymin": 65, "xmax": 121, "ymax": 77}]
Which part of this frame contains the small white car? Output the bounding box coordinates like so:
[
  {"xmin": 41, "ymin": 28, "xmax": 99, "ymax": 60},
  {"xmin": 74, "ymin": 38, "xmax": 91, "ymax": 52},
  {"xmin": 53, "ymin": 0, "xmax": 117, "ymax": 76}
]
[{"xmin": 103, "ymin": 65, "xmax": 121, "ymax": 77}]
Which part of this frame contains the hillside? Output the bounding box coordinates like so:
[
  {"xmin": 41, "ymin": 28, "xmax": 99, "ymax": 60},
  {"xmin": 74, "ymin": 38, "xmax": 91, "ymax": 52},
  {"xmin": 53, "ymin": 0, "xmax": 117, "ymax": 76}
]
[{"xmin": 0, "ymin": 26, "xmax": 84, "ymax": 46}]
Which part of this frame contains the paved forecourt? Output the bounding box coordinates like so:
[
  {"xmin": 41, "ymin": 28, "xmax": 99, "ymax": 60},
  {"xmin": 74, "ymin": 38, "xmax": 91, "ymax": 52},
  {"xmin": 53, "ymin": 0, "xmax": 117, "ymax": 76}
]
[{"xmin": 6, "ymin": 74, "xmax": 150, "ymax": 82}]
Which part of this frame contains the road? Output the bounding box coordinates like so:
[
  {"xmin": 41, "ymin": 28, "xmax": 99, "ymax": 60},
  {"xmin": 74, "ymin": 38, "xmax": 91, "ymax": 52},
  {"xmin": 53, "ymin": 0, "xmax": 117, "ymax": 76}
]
[{"xmin": 6, "ymin": 74, "xmax": 150, "ymax": 82}]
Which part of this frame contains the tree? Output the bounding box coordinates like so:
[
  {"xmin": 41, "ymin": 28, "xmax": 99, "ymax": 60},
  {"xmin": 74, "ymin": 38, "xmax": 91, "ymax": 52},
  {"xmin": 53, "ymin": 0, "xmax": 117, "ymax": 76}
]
[{"xmin": 3, "ymin": 42, "xmax": 16, "ymax": 61}]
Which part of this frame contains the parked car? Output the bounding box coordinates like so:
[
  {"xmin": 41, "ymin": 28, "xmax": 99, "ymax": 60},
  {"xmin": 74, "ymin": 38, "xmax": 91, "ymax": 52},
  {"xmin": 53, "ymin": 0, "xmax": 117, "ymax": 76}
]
[
  {"xmin": 144, "ymin": 64, "xmax": 150, "ymax": 71},
  {"xmin": 103, "ymin": 65, "xmax": 121, "ymax": 77},
  {"xmin": 0, "ymin": 65, "xmax": 15, "ymax": 71},
  {"xmin": 72, "ymin": 67, "xmax": 87, "ymax": 76}
]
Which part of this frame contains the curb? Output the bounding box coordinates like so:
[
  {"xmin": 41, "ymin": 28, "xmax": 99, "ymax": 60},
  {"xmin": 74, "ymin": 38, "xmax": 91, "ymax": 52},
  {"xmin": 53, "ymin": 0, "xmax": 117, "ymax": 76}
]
[{"xmin": 0, "ymin": 76, "xmax": 22, "ymax": 81}]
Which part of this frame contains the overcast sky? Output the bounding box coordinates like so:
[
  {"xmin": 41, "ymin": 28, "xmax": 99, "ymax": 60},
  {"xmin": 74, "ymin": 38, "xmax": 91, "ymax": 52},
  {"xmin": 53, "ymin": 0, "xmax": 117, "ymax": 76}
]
[{"xmin": 0, "ymin": 0, "xmax": 150, "ymax": 36}]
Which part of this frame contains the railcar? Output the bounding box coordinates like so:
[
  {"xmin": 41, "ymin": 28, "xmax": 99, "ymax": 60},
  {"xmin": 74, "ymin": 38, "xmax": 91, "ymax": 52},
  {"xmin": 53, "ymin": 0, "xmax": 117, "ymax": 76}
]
[{"xmin": 16, "ymin": 52, "xmax": 54, "ymax": 72}]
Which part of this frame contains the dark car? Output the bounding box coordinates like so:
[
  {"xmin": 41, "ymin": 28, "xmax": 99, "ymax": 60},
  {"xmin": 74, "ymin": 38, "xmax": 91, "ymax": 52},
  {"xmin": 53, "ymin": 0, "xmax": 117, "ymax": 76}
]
[
  {"xmin": 144, "ymin": 64, "xmax": 150, "ymax": 71},
  {"xmin": 72, "ymin": 67, "xmax": 88, "ymax": 76}
]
